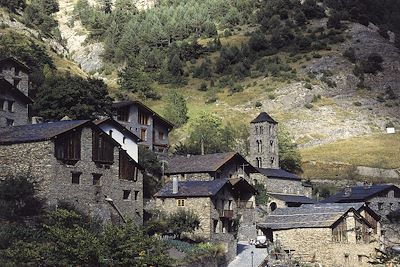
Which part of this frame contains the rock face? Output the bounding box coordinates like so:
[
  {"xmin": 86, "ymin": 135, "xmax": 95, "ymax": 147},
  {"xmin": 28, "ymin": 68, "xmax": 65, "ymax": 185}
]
[{"xmin": 56, "ymin": 0, "xmax": 104, "ymax": 73}]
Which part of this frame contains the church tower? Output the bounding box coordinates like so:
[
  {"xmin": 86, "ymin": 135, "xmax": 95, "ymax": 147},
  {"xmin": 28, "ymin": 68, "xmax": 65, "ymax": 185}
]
[{"xmin": 249, "ymin": 112, "xmax": 279, "ymax": 169}]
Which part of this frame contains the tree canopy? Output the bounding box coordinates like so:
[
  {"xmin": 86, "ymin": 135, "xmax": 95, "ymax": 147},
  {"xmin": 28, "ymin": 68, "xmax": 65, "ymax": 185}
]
[
  {"xmin": 162, "ymin": 91, "xmax": 188, "ymax": 127},
  {"xmin": 33, "ymin": 73, "xmax": 113, "ymax": 120}
]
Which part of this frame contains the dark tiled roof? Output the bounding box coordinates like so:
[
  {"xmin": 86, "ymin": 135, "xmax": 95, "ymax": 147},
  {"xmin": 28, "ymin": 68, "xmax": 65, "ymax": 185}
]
[
  {"xmin": 257, "ymin": 203, "xmax": 365, "ymax": 230},
  {"xmin": 257, "ymin": 168, "xmax": 301, "ymax": 181},
  {"xmin": 0, "ymin": 57, "xmax": 31, "ymax": 72},
  {"xmin": 0, "ymin": 120, "xmax": 91, "ymax": 144},
  {"xmin": 251, "ymin": 112, "xmax": 278, "ymax": 124},
  {"xmin": 112, "ymin": 100, "xmax": 174, "ymax": 129},
  {"xmin": 94, "ymin": 118, "xmax": 141, "ymax": 142},
  {"xmin": 154, "ymin": 179, "xmax": 228, "ymax": 198},
  {"xmin": 268, "ymin": 193, "xmax": 316, "ymax": 204},
  {"xmin": 0, "ymin": 78, "xmax": 33, "ymax": 104},
  {"xmin": 320, "ymin": 184, "xmax": 398, "ymax": 203},
  {"xmin": 166, "ymin": 152, "xmax": 258, "ymax": 175}
]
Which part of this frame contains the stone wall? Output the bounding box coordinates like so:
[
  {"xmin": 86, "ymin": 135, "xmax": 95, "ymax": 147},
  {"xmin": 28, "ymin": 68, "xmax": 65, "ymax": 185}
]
[
  {"xmin": 1, "ymin": 62, "xmax": 29, "ymax": 96},
  {"xmin": 249, "ymin": 121, "xmax": 279, "ymax": 169},
  {"xmin": 0, "ymin": 127, "xmax": 144, "ymax": 225},
  {"xmin": 272, "ymin": 227, "xmax": 378, "ymax": 266},
  {"xmin": 0, "ymin": 85, "xmax": 29, "ymax": 127},
  {"xmin": 251, "ymin": 173, "xmax": 312, "ymax": 197}
]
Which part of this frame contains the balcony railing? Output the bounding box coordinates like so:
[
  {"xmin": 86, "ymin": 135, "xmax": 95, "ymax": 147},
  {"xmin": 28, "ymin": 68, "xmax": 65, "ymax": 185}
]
[
  {"xmin": 218, "ymin": 209, "xmax": 234, "ymax": 218},
  {"xmin": 238, "ymin": 201, "xmax": 254, "ymax": 209}
]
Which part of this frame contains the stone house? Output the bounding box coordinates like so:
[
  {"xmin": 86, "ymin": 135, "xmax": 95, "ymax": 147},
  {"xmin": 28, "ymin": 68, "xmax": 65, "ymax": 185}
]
[
  {"xmin": 165, "ymin": 152, "xmax": 258, "ymax": 183},
  {"xmin": 267, "ymin": 193, "xmax": 316, "ymax": 211},
  {"xmin": 0, "ymin": 120, "xmax": 144, "ymax": 225},
  {"xmin": 112, "ymin": 100, "xmax": 174, "ymax": 154},
  {"xmin": 154, "ymin": 178, "xmax": 256, "ymax": 261},
  {"xmin": 0, "ymin": 57, "xmax": 32, "ymax": 127},
  {"xmin": 248, "ymin": 112, "xmax": 313, "ymax": 209},
  {"xmin": 321, "ymin": 184, "xmax": 400, "ymax": 244},
  {"xmin": 257, "ymin": 203, "xmax": 382, "ymax": 266}
]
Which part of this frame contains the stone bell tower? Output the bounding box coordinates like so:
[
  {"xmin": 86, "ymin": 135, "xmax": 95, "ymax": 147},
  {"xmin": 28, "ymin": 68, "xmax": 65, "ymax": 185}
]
[{"xmin": 249, "ymin": 112, "xmax": 279, "ymax": 169}]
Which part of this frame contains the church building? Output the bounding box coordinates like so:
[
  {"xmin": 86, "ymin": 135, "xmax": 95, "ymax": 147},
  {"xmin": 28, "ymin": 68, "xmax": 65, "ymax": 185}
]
[{"xmin": 249, "ymin": 112, "xmax": 313, "ymax": 211}]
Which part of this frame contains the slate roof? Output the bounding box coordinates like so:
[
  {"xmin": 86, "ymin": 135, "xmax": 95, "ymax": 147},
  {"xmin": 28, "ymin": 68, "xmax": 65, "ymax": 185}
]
[
  {"xmin": 154, "ymin": 179, "xmax": 228, "ymax": 198},
  {"xmin": 0, "ymin": 120, "xmax": 91, "ymax": 144},
  {"xmin": 94, "ymin": 118, "xmax": 141, "ymax": 142},
  {"xmin": 268, "ymin": 193, "xmax": 316, "ymax": 204},
  {"xmin": 0, "ymin": 78, "xmax": 33, "ymax": 104},
  {"xmin": 320, "ymin": 184, "xmax": 398, "ymax": 203},
  {"xmin": 257, "ymin": 168, "xmax": 301, "ymax": 181},
  {"xmin": 257, "ymin": 203, "xmax": 365, "ymax": 230},
  {"xmin": 251, "ymin": 112, "xmax": 278, "ymax": 124},
  {"xmin": 112, "ymin": 100, "xmax": 174, "ymax": 129},
  {"xmin": 0, "ymin": 57, "xmax": 31, "ymax": 72},
  {"xmin": 165, "ymin": 152, "xmax": 258, "ymax": 174}
]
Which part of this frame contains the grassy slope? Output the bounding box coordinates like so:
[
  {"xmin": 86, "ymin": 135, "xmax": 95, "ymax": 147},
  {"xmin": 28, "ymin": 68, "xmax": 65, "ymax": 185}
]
[{"xmin": 301, "ymin": 133, "xmax": 400, "ymax": 181}]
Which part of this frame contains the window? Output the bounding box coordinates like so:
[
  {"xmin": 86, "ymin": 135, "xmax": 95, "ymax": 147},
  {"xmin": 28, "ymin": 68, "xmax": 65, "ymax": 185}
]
[
  {"xmin": 140, "ymin": 128, "xmax": 147, "ymax": 141},
  {"xmin": 344, "ymin": 254, "xmax": 350, "ymax": 263},
  {"xmin": 109, "ymin": 130, "xmax": 113, "ymax": 137},
  {"xmin": 358, "ymin": 255, "xmax": 363, "ymax": 263},
  {"xmin": 119, "ymin": 150, "xmax": 139, "ymax": 181},
  {"xmin": 255, "ymin": 126, "xmax": 258, "ymax": 135},
  {"xmin": 270, "ymin": 157, "xmax": 275, "ymax": 165},
  {"xmin": 123, "ymin": 190, "xmax": 131, "ymax": 200},
  {"xmin": 55, "ymin": 131, "xmax": 81, "ymax": 162},
  {"xmin": 159, "ymin": 131, "xmax": 165, "ymax": 140},
  {"xmin": 260, "ymin": 126, "xmax": 263, "ymax": 134},
  {"xmin": 0, "ymin": 99, "xmax": 5, "ymax": 110},
  {"xmin": 213, "ymin": 220, "xmax": 219, "ymax": 233},
  {"xmin": 92, "ymin": 173, "xmax": 102, "ymax": 186},
  {"xmin": 92, "ymin": 131, "xmax": 114, "ymax": 163},
  {"xmin": 117, "ymin": 107, "xmax": 129, "ymax": 121},
  {"xmin": 332, "ymin": 219, "xmax": 348, "ymax": 243},
  {"xmin": 6, "ymin": 118, "xmax": 14, "ymax": 126},
  {"xmin": 134, "ymin": 190, "xmax": 139, "ymax": 201},
  {"xmin": 256, "ymin": 157, "xmax": 262, "ymax": 168},
  {"xmin": 378, "ymin": 202, "xmax": 384, "ymax": 210},
  {"xmin": 13, "ymin": 78, "xmax": 20, "ymax": 88},
  {"xmin": 177, "ymin": 199, "xmax": 185, "ymax": 207},
  {"xmin": 7, "ymin": 101, "xmax": 14, "ymax": 112},
  {"xmin": 138, "ymin": 110, "xmax": 149, "ymax": 125},
  {"xmin": 122, "ymin": 136, "xmax": 126, "ymax": 144},
  {"xmin": 71, "ymin": 172, "xmax": 81, "ymax": 184},
  {"xmin": 257, "ymin": 140, "xmax": 263, "ymax": 153}
]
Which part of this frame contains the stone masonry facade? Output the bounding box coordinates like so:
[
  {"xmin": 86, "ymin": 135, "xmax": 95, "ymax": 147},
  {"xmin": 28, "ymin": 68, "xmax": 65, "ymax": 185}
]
[
  {"xmin": 0, "ymin": 127, "xmax": 144, "ymax": 225},
  {"xmin": 269, "ymin": 212, "xmax": 380, "ymax": 267},
  {"xmin": 249, "ymin": 120, "xmax": 279, "ymax": 169}
]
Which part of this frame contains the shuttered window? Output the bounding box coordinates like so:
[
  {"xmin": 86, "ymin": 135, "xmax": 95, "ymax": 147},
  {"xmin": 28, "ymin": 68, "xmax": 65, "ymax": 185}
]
[
  {"xmin": 92, "ymin": 131, "xmax": 114, "ymax": 163},
  {"xmin": 55, "ymin": 131, "xmax": 81, "ymax": 161},
  {"xmin": 119, "ymin": 150, "xmax": 139, "ymax": 181}
]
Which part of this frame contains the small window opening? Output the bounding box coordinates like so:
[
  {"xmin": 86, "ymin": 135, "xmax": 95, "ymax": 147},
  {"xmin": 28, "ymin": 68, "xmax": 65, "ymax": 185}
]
[
  {"xmin": 92, "ymin": 173, "xmax": 102, "ymax": 186},
  {"xmin": 123, "ymin": 190, "xmax": 131, "ymax": 200},
  {"xmin": 72, "ymin": 172, "xmax": 81, "ymax": 184}
]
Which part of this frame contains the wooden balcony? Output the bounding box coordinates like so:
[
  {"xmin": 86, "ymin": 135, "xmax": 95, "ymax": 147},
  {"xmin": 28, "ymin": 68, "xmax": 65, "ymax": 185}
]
[
  {"xmin": 218, "ymin": 209, "xmax": 234, "ymax": 218},
  {"xmin": 238, "ymin": 201, "xmax": 254, "ymax": 209}
]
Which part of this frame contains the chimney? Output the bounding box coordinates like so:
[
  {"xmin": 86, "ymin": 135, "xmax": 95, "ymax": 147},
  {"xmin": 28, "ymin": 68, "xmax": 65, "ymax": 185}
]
[
  {"xmin": 172, "ymin": 176, "xmax": 179, "ymax": 194},
  {"xmin": 344, "ymin": 186, "xmax": 352, "ymax": 197}
]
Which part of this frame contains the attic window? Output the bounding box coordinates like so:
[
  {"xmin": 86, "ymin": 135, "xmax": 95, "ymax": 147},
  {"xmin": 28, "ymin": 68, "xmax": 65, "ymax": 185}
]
[
  {"xmin": 117, "ymin": 107, "xmax": 129, "ymax": 122},
  {"xmin": 7, "ymin": 101, "xmax": 14, "ymax": 112},
  {"xmin": 92, "ymin": 131, "xmax": 114, "ymax": 164},
  {"xmin": 55, "ymin": 130, "xmax": 81, "ymax": 162}
]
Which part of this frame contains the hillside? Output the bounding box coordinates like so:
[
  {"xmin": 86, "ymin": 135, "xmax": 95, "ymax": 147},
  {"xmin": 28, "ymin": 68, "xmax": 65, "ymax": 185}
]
[{"xmin": 1, "ymin": 0, "xmax": 399, "ymax": 181}]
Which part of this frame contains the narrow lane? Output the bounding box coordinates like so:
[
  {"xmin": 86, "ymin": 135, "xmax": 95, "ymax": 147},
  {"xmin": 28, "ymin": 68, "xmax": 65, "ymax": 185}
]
[{"xmin": 228, "ymin": 241, "xmax": 268, "ymax": 267}]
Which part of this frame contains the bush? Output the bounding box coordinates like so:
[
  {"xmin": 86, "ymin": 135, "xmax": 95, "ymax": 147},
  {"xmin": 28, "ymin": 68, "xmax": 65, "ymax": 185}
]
[
  {"xmin": 255, "ymin": 101, "xmax": 262, "ymax": 108},
  {"xmin": 0, "ymin": 174, "xmax": 44, "ymax": 220},
  {"xmin": 198, "ymin": 82, "xmax": 208, "ymax": 91},
  {"xmin": 304, "ymin": 83, "xmax": 312, "ymax": 89},
  {"xmin": 327, "ymin": 12, "xmax": 342, "ymax": 29},
  {"xmin": 305, "ymin": 103, "xmax": 313, "ymax": 109},
  {"xmin": 343, "ymin": 47, "xmax": 356, "ymax": 63},
  {"xmin": 359, "ymin": 53, "xmax": 383, "ymax": 74},
  {"xmin": 353, "ymin": 101, "xmax": 362, "ymax": 106},
  {"xmin": 168, "ymin": 210, "xmax": 200, "ymax": 239},
  {"xmin": 229, "ymin": 83, "xmax": 244, "ymax": 94}
]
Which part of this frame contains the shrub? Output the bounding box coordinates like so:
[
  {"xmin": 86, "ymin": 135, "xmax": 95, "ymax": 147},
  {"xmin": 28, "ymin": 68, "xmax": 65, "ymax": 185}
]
[
  {"xmin": 255, "ymin": 101, "xmax": 262, "ymax": 108},
  {"xmin": 311, "ymin": 94, "xmax": 321, "ymax": 102},
  {"xmin": 304, "ymin": 83, "xmax": 312, "ymax": 89},
  {"xmin": 305, "ymin": 103, "xmax": 313, "ymax": 109},
  {"xmin": 343, "ymin": 47, "xmax": 356, "ymax": 63},
  {"xmin": 229, "ymin": 83, "xmax": 244, "ymax": 94},
  {"xmin": 353, "ymin": 101, "xmax": 362, "ymax": 106},
  {"xmin": 168, "ymin": 210, "xmax": 200, "ymax": 239},
  {"xmin": 268, "ymin": 93, "xmax": 276, "ymax": 100}
]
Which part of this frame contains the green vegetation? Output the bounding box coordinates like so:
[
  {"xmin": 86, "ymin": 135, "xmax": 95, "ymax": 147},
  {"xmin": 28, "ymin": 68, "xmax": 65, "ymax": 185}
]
[
  {"xmin": 0, "ymin": 174, "xmax": 43, "ymax": 221},
  {"xmin": 33, "ymin": 73, "xmax": 113, "ymax": 120},
  {"xmin": 254, "ymin": 181, "xmax": 268, "ymax": 205},
  {"xmin": 162, "ymin": 91, "xmax": 188, "ymax": 127},
  {"xmin": 278, "ymin": 126, "xmax": 302, "ymax": 173},
  {"xmin": 0, "ymin": 175, "xmax": 172, "ymax": 266},
  {"xmin": 167, "ymin": 209, "xmax": 200, "ymax": 240}
]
